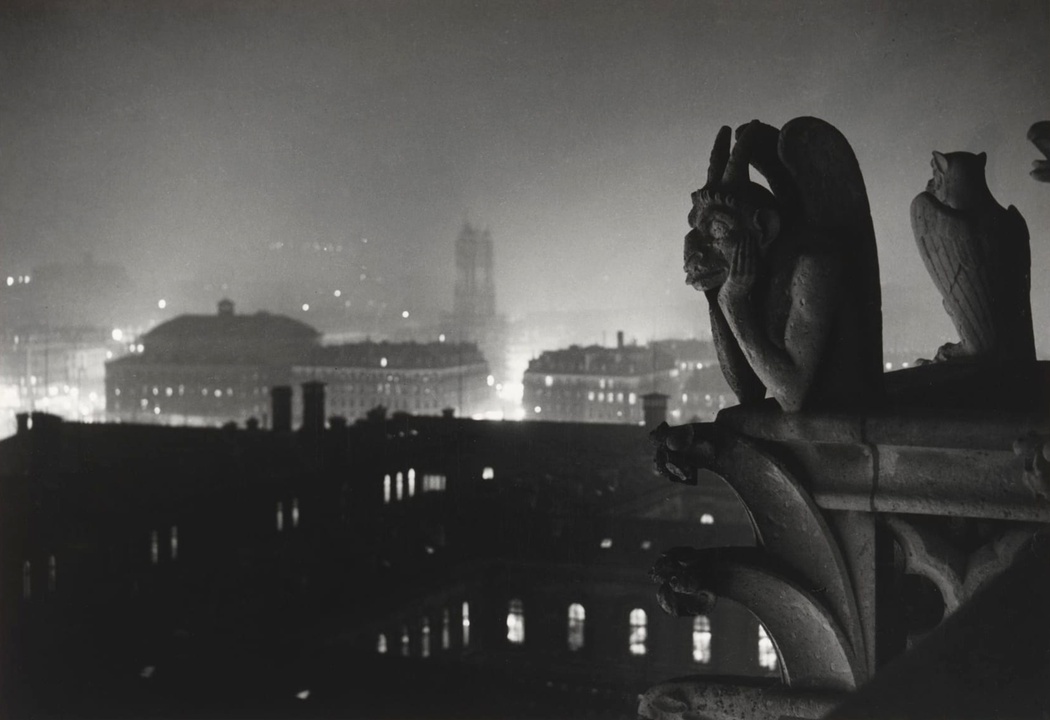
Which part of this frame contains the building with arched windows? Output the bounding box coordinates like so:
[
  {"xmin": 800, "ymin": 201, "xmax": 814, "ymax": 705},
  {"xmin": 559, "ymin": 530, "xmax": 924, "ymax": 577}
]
[{"xmin": 0, "ymin": 394, "xmax": 769, "ymax": 718}]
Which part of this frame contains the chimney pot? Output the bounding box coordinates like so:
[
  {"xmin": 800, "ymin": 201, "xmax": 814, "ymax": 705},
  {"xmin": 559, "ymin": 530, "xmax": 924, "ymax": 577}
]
[{"xmin": 271, "ymin": 386, "xmax": 292, "ymax": 432}]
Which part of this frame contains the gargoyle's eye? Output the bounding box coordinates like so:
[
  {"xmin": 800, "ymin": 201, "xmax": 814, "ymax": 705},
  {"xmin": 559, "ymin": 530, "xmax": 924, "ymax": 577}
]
[{"xmin": 709, "ymin": 219, "xmax": 730, "ymax": 239}]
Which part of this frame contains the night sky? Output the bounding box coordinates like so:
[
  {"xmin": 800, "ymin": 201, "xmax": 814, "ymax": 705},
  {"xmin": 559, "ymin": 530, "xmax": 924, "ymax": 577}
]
[{"xmin": 2, "ymin": 0, "xmax": 1048, "ymax": 347}]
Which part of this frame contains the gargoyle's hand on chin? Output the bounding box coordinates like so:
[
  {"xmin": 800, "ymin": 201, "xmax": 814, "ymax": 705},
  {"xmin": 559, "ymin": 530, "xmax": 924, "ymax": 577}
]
[{"xmin": 719, "ymin": 234, "xmax": 757, "ymax": 306}]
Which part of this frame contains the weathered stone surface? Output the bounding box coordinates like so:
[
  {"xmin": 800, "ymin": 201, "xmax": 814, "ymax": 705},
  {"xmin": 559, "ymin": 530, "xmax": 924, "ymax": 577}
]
[
  {"xmin": 682, "ymin": 117, "xmax": 882, "ymax": 412},
  {"xmin": 639, "ymin": 677, "xmax": 844, "ymax": 720},
  {"xmin": 911, "ymin": 150, "xmax": 1034, "ymax": 363}
]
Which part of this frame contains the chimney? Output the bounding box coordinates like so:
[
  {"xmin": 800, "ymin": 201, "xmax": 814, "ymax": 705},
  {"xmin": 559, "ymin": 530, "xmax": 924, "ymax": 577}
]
[
  {"xmin": 301, "ymin": 381, "xmax": 326, "ymax": 434},
  {"xmin": 16, "ymin": 412, "xmax": 30, "ymax": 435},
  {"xmin": 271, "ymin": 386, "xmax": 292, "ymax": 432},
  {"xmin": 218, "ymin": 298, "xmax": 235, "ymax": 316},
  {"xmin": 641, "ymin": 392, "xmax": 669, "ymax": 429},
  {"xmin": 617, "ymin": 330, "xmax": 624, "ymax": 349}
]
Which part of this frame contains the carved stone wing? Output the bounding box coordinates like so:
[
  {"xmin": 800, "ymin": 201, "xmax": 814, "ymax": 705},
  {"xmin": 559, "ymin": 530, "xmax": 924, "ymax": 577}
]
[
  {"xmin": 776, "ymin": 117, "xmax": 874, "ymax": 232},
  {"xmin": 910, "ymin": 192, "xmax": 996, "ymax": 354},
  {"xmin": 775, "ymin": 116, "xmax": 883, "ymax": 386}
]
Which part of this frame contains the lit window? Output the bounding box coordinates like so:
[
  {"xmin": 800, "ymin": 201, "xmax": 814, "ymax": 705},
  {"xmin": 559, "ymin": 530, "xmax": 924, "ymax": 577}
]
[
  {"xmin": 692, "ymin": 616, "xmax": 712, "ymax": 663},
  {"xmin": 600, "ymin": 538, "xmax": 613, "ymax": 549},
  {"xmin": 599, "ymin": 378, "xmax": 606, "ymax": 389},
  {"xmin": 292, "ymin": 498, "xmax": 300, "ymax": 528},
  {"xmin": 507, "ymin": 598, "xmax": 525, "ymax": 644},
  {"xmin": 408, "ymin": 469, "xmax": 416, "ymax": 497},
  {"xmin": 544, "ymin": 375, "xmax": 553, "ymax": 387},
  {"xmin": 568, "ymin": 603, "xmax": 585, "ymax": 651},
  {"xmin": 277, "ymin": 501, "xmax": 284, "ymax": 531},
  {"xmin": 48, "ymin": 555, "xmax": 56, "ymax": 592},
  {"xmin": 152, "ymin": 387, "xmax": 159, "ymax": 396},
  {"xmin": 758, "ymin": 624, "xmax": 778, "ymax": 670},
  {"xmin": 598, "ymin": 392, "xmax": 605, "ymax": 402},
  {"xmin": 150, "ymin": 531, "xmax": 159, "ymax": 564},
  {"xmin": 22, "ymin": 561, "xmax": 31, "ymax": 600},
  {"xmin": 377, "ymin": 633, "xmax": 387, "ymax": 654},
  {"xmin": 380, "ymin": 357, "xmax": 388, "ymax": 368},
  {"xmin": 482, "ymin": 467, "xmax": 495, "ymax": 480},
  {"xmin": 700, "ymin": 513, "xmax": 715, "ymax": 525},
  {"xmin": 629, "ymin": 608, "xmax": 647, "ymax": 655},
  {"xmin": 442, "ymin": 609, "xmax": 451, "ymax": 650},
  {"xmin": 214, "ymin": 389, "xmax": 222, "ymax": 398},
  {"xmin": 165, "ymin": 387, "xmax": 173, "ymax": 397},
  {"xmin": 383, "ymin": 475, "xmax": 391, "ymax": 503},
  {"xmin": 421, "ymin": 618, "xmax": 431, "ymax": 658},
  {"xmin": 170, "ymin": 526, "xmax": 178, "ymax": 560},
  {"xmin": 640, "ymin": 540, "xmax": 652, "ymax": 550},
  {"xmin": 462, "ymin": 601, "xmax": 471, "ymax": 647},
  {"xmin": 401, "ymin": 625, "xmax": 410, "ymax": 656},
  {"xmin": 533, "ymin": 406, "xmax": 541, "ymax": 413},
  {"xmin": 588, "ymin": 391, "xmax": 595, "ymax": 401},
  {"xmin": 396, "ymin": 472, "xmax": 404, "ymax": 501},
  {"xmin": 629, "ymin": 392, "xmax": 637, "ymax": 405}
]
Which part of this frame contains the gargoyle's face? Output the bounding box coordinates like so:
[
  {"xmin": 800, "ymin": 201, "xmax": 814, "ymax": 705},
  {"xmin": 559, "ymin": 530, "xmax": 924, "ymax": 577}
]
[{"xmin": 683, "ymin": 207, "xmax": 742, "ymax": 292}]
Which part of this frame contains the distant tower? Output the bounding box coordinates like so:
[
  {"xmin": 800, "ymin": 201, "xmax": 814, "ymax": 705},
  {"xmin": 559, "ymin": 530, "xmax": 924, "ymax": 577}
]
[{"xmin": 453, "ymin": 223, "xmax": 496, "ymax": 324}]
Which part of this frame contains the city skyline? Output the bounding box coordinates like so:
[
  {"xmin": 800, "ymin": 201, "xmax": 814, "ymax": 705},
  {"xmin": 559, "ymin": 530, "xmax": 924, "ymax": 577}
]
[{"xmin": 2, "ymin": 1, "xmax": 1048, "ymax": 349}]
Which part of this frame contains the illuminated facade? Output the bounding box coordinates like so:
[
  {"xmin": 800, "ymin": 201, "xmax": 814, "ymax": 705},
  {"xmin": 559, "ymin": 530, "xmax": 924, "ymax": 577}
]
[
  {"xmin": 522, "ymin": 335, "xmax": 677, "ymax": 423},
  {"xmin": 105, "ymin": 299, "xmax": 320, "ymax": 426},
  {"xmin": 292, "ymin": 340, "xmax": 492, "ymax": 419}
]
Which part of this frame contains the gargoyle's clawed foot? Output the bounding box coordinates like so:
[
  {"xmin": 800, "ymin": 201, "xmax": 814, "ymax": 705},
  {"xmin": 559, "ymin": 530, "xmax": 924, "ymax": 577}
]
[
  {"xmin": 933, "ymin": 341, "xmax": 978, "ymax": 363},
  {"xmin": 1029, "ymin": 121, "xmax": 1050, "ymax": 183}
]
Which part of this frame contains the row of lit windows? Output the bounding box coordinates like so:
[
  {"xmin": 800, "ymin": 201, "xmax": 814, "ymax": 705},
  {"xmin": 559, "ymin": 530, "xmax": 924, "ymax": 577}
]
[
  {"xmin": 115, "ymin": 385, "xmax": 240, "ymax": 399},
  {"xmin": 21, "ymin": 556, "xmax": 57, "ymax": 600},
  {"xmin": 276, "ymin": 499, "xmax": 301, "ymax": 531},
  {"xmin": 378, "ymin": 601, "xmax": 471, "ymax": 657},
  {"xmin": 506, "ymin": 600, "xmax": 772, "ymax": 668},
  {"xmin": 382, "ymin": 467, "xmax": 492, "ymax": 503},
  {"xmin": 150, "ymin": 526, "xmax": 179, "ymax": 564},
  {"xmin": 376, "ymin": 598, "xmax": 772, "ymax": 667}
]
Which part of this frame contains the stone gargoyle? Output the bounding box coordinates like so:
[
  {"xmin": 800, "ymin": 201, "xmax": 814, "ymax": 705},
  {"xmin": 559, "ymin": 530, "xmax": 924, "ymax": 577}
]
[{"xmin": 683, "ymin": 117, "xmax": 883, "ymax": 413}]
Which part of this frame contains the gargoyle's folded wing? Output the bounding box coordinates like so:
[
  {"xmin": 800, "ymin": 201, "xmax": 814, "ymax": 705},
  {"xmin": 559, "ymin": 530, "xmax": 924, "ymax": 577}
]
[{"xmin": 910, "ymin": 192, "xmax": 996, "ymax": 353}]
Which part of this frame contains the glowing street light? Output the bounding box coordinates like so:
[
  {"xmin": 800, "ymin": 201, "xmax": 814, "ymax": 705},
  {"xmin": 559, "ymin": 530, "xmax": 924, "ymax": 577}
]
[
  {"xmin": 302, "ymin": 303, "xmax": 310, "ymax": 312},
  {"xmin": 158, "ymin": 299, "xmax": 167, "ymax": 309},
  {"xmin": 111, "ymin": 328, "xmax": 124, "ymax": 342}
]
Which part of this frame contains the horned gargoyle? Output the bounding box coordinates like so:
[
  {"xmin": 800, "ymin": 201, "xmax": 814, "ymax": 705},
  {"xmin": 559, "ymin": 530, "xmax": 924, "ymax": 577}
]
[{"xmin": 683, "ymin": 117, "xmax": 883, "ymax": 412}]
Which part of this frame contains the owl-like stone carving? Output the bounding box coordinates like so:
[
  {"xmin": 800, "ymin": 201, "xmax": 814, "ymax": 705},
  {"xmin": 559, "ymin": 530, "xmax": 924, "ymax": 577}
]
[{"xmin": 911, "ymin": 150, "xmax": 1035, "ymax": 363}]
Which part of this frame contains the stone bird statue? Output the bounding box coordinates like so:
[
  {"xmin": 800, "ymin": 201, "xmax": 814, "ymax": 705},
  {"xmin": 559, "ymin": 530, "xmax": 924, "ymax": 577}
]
[{"xmin": 910, "ymin": 150, "xmax": 1035, "ymax": 363}]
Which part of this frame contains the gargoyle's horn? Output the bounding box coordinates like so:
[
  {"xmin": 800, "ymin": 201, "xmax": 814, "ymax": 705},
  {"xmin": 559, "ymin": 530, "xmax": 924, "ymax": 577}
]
[
  {"xmin": 707, "ymin": 126, "xmax": 732, "ymax": 186},
  {"xmin": 722, "ymin": 130, "xmax": 751, "ymax": 185}
]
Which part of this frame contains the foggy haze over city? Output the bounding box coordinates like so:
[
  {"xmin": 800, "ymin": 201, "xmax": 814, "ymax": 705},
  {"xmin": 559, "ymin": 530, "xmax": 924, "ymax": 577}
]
[
  {"xmin": 2, "ymin": 0, "xmax": 1048, "ymax": 350},
  {"xmin": 4, "ymin": 3, "xmax": 1050, "ymax": 718}
]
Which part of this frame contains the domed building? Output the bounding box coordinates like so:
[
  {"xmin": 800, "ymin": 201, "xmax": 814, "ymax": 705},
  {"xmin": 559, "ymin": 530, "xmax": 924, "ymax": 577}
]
[{"xmin": 106, "ymin": 299, "xmax": 320, "ymax": 427}]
